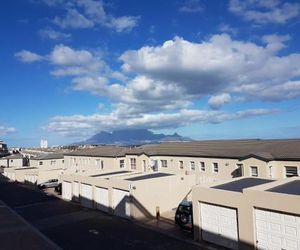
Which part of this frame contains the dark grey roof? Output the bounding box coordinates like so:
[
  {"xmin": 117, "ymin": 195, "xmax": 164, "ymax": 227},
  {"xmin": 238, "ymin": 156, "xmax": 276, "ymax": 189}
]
[
  {"xmin": 90, "ymin": 171, "xmax": 130, "ymax": 177},
  {"xmin": 129, "ymin": 139, "xmax": 300, "ymax": 160},
  {"xmin": 4, "ymin": 154, "xmax": 23, "ymax": 159},
  {"xmin": 65, "ymin": 146, "xmax": 128, "ymax": 158},
  {"xmin": 33, "ymin": 152, "xmax": 64, "ymax": 160},
  {"xmin": 212, "ymin": 178, "xmax": 274, "ymax": 192},
  {"xmin": 267, "ymin": 180, "xmax": 300, "ymax": 196},
  {"xmin": 125, "ymin": 173, "xmax": 173, "ymax": 181}
]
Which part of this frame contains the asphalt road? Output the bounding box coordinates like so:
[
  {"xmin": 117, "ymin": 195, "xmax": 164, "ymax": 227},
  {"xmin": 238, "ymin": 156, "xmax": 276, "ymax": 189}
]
[{"xmin": 0, "ymin": 178, "xmax": 204, "ymax": 250}]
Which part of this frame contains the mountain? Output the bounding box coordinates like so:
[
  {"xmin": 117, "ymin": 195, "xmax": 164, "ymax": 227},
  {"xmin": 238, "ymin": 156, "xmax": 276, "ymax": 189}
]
[{"xmin": 78, "ymin": 129, "xmax": 191, "ymax": 145}]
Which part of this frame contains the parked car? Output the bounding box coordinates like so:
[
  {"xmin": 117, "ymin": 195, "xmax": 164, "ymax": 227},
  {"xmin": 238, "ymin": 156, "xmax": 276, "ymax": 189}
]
[
  {"xmin": 55, "ymin": 183, "xmax": 62, "ymax": 194},
  {"xmin": 37, "ymin": 179, "xmax": 59, "ymax": 189},
  {"xmin": 175, "ymin": 201, "xmax": 193, "ymax": 231}
]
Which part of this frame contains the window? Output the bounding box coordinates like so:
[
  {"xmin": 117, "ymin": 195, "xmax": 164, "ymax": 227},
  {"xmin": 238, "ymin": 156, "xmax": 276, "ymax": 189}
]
[
  {"xmin": 130, "ymin": 158, "xmax": 136, "ymax": 170},
  {"xmin": 268, "ymin": 166, "xmax": 272, "ymax": 178},
  {"xmin": 235, "ymin": 163, "xmax": 243, "ymax": 177},
  {"xmin": 179, "ymin": 161, "xmax": 184, "ymax": 169},
  {"xmin": 39, "ymin": 161, "xmax": 43, "ymax": 165},
  {"xmin": 50, "ymin": 160, "xmax": 56, "ymax": 165},
  {"xmin": 101, "ymin": 160, "xmax": 104, "ymax": 170},
  {"xmin": 161, "ymin": 160, "xmax": 168, "ymax": 168},
  {"xmin": 120, "ymin": 159, "xmax": 125, "ymax": 168},
  {"xmin": 285, "ymin": 166, "xmax": 298, "ymax": 177},
  {"xmin": 200, "ymin": 162, "xmax": 205, "ymax": 172},
  {"xmin": 212, "ymin": 162, "xmax": 219, "ymax": 173},
  {"xmin": 250, "ymin": 166, "xmax": 258, "ymax": 177},
  {"xmin": 190, "ymin": 161, "xmax": 195, "ymax": 171}
]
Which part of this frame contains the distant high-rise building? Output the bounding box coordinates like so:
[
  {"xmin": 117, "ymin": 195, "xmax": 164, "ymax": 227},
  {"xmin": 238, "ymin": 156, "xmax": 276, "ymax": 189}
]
[{"xmin": 40, "ymin": 139, "xmax": 48, "ymax": 149}]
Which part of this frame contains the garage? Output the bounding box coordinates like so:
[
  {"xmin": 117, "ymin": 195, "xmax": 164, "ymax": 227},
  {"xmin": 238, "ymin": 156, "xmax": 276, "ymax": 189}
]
[
  {"xmin": 94, "ymin": 186, "xmax": 109, "ymax": 212},
  {"xmin": 112, "ymin": 188, "xmax": 130, "ymax": 218},
  {"xmin": 255, "ymin": 208, "xmax": 300, "ymax": 250},
  {"xmin": 62, "ymin": 181, "xmax": 72, "ymax": 201},
  {"xmin": 72, "ymin": 182, "xmax": 79, "ymax": 202},
  {"xmin": 80, "ymin": 183, "xmax": 93, "ymax": 208},
  {"xmin": 200, "ymin": 203, "xmax": 238, "ymax": 250}
]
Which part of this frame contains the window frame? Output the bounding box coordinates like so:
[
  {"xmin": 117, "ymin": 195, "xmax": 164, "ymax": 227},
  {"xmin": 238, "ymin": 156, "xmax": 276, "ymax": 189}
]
[
  {"xmin": 250, "ymin": 166, "xmax": 258, "ymax": 177},
  {"xmin": 212, "ymin": 162, "xmax": 219, "ymax": 173},
  {"xmin": 200, "ymin": 161, "xmax": 205, "ymax": 172}
]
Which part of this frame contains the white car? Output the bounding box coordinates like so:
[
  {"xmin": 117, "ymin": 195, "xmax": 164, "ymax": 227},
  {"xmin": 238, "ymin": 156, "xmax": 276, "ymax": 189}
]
[{"xmin": 38, "ymin": 179, "xmax": 59, "ymax": 189}]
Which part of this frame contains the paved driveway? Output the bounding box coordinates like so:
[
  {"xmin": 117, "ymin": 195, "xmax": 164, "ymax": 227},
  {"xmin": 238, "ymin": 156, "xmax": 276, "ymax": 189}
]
[{"xmin": 0, "ymin": 179, "xmax": 204, "ymax": 250}]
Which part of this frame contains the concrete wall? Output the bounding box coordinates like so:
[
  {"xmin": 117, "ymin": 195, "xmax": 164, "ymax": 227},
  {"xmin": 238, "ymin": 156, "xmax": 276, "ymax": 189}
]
[{"xmin": 30, "ymin": 158, "xmax": 64, "ymax": 170}]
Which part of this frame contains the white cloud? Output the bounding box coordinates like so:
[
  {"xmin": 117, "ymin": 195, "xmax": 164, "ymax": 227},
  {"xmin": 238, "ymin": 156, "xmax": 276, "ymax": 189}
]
[
  {"xmin": 120, "ymin": 34, "xmax": 300, "ymax": 102},
  {"xmin": 0, "ymin": 126, "xmax": 16, "ymax": 136},
  {"xmin": 53, "ymin": 8, "xmax": 94, "ymax": 29},
  {"xmin": 14, "ymin": 50, "xmax": 44, "ymax": 63},
  {"xmin": 179, "ymin": 0, "xmax": 204, "ymax": 13},
  {"xmin": 45, "ymin": 108, "xmax": 276, "ymax": 137},
  {"xmin": 47, "ymin": 0, "xmax": 139, "ymax": 32},
  {"xmin": 229, "ymin": 0, "xmax": 300, "ymax": 24},
  {"xmin": 208, "ymin": 93, "xmax": 232, "ymax": 109},
  {"xmin": 218, "ymin": 23, "xmax": 238, "ymax": 36},
  {"xmin": 39, "ymin": 28, "xmax": 71, "ymax": 40}
]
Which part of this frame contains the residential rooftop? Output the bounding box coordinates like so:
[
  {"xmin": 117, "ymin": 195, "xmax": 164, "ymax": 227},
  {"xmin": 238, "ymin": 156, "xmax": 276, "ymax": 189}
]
[
  {"xmin": 212, "ymin": 178, "xmax": 275, "ymax": 192},
  {"xmin": 267, "ymin": 180, "xmax": 300, "ymax": 196}
]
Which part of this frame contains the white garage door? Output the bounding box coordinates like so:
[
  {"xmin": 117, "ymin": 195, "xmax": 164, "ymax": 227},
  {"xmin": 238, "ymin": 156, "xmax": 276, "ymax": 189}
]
[
  {"xmin": 200, "ymin": 203, "xmax": 238, "ymax": 250},
  {"xmin": 255, "ymin": 209, "xmax": 300, "ymax": 250},
  {"xmin": 80, "ymin": 183, "xmax": 93, "ymax": 208},
  {"xmin": 62, "ymin": 181, "xmax": 72, "ymax": 201},
  {"xmin": 94, "ymin": 187, "xmax": 109, "ymax": 212},
  {"xmin": 72, "ymin": 182, "xmax": 79, "ymax": 201},
  {"xmin": 112, "ymin": 188, "xmax": 130, "ymax": 218}
]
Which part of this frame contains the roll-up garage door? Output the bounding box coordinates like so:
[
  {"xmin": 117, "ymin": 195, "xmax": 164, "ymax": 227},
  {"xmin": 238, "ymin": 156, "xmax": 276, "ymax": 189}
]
[
  {"xmin": 200, "ymin": 203, "xmax": 238, "ymax": 250},
  {"xmin": 62, "ymin": 181, "xmax": 72, "ymax": 201},
  {"xmin": 112, "ymin": 188, "xmax": 130, "ymax": 218},
  {"xmin": 94, "ymin": 186, "xmax": 109, "ymax": 212},
  {"xmin": 255, "ymin": 208, "xmax": 300, "ymax": 250},
  {"xmin": 80, "ymin": 183, "xmax": 93, "ymax": 208}
]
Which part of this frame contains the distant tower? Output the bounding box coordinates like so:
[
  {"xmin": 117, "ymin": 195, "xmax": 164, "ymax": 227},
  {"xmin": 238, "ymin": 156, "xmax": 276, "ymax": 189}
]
[{"xmin": 40, "ymin": 139, "xmax": 48, "ymax": 149}]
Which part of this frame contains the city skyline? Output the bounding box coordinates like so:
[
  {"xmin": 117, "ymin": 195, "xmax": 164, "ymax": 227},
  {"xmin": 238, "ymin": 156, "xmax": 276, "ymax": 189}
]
[{"xmin": 1, "ymin": 0, "xmax": 300, "ymax": 147}]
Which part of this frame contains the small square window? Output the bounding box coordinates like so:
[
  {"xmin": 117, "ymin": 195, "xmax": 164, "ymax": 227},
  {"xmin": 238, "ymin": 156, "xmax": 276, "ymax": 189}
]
[
  {"xmin": 190, "ymin": 161, "xmax": 195, "ymax": 171},
  {"xmin": 161, "ymin": 160, "xmax": 168, "ymax": 168},
  {"xmin": 250, "ymin": 166, "xmax": 258, "ymax": 177},
  {"xmin": 200, "ymin": 162, "xmax": 205, "ymax": 171},
  {"xmin": 212, "ymin": 162, "xmax": 218, "ymax": 173},
  {"xmin": 285, "ymin": 166, "xmax": 298, "ymax": 177},
  {"xmin": 179, "ymin": 161, "xmax": 184, "ymax": 169},
  {"xmin": 120, "ymin": 159, "xmax": 125, "ymax": 168}
]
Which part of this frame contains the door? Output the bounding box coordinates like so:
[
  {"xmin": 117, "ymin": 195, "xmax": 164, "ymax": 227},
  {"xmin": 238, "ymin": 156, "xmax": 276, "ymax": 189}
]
[
  {"xmin": 94, "ymin": 186, "xmax": 109, "ymax": 212},
  {"xmin": 255, "ymin": 208, "xmax": 300, "ymax": 250},
  {"xmin": 72, "ymin": 182, "xmax": 79, "ymax": 202},
  {"xmin": 80, "ymin": 183, "xmax": 93, "ymax": 208},
  {"xmin": 112, "ymin": 188, "xmax": 130, "ymax": 218},
  {"xmin": 200, "ymin": 203, "xmax": 238, "ymax": 250},
  {"xmin": 62, "ymin": 181, "xmax": 72, "ymax": 201}
]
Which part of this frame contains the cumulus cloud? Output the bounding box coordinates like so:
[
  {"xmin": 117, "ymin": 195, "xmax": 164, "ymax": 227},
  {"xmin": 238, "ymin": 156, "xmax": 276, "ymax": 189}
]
[
  {"xmin": 229, "ymin": 0, "xmax": 300, "ymax": 24},
  {"xmin": 218, "ymin": 23, "xmax": 238, "ymax": 36},
  {"xmin": 39, "ymin": 28, "xmax": 71, "ymax": 40},
  {"xmin": 14, "ymin": 50, "xmax": 44, "ymax": 63},
  {"xmin": 16, "ymin": 34, "xmax": 300, "ymax": 138},
  {"xmin": 208, "ymin": 93, "xmax": 232, "ymax": 109},
  {"xmin": 46, "ymin": 0, "xmax": 139, "ymax": 32},
  {"xmin": 179, "ymin": 0, "xmax": 204, "ymax": 13},
  {"xmin": 120, "ymin": 34, "xmax": 300, "ymax": 102},
  {"xmin": 0, "ymin": 126, "xmax": 16, "ymax": 136}
]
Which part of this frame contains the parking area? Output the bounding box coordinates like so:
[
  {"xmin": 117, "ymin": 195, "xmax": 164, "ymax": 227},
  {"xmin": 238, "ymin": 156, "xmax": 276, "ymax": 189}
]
[{"xmin": 0, "ymin": 177, "xmax": 208, "ymax": 250}]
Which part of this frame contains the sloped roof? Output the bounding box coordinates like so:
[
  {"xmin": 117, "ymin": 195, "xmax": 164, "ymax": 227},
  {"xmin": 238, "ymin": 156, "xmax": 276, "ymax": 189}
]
[
  {"xmin": 132, "ymin": 139, "xmax": 300, "ymax": 160},
  {"xmin": 63, "ymin": 139, "xmax": 300, "ymax": 161},
  {"xmin": 33, "ymin": 152, "xmax": 64, "ymax": 160},
  {"xmin": 65, "ymin": 146, "xmax": 129, "ymax": 158}
]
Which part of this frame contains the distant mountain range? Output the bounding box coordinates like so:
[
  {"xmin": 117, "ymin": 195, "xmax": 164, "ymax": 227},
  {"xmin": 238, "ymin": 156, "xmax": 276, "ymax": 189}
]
[{"xmin": 76, "ymin": 129, "xmax": 191, "ymax": 145}]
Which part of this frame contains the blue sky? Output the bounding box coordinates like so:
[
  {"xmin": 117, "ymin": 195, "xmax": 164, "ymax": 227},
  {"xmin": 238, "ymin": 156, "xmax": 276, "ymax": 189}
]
[{"xmin": 1, "ymin": 0, "xmax": 300, "ymax": 147}]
